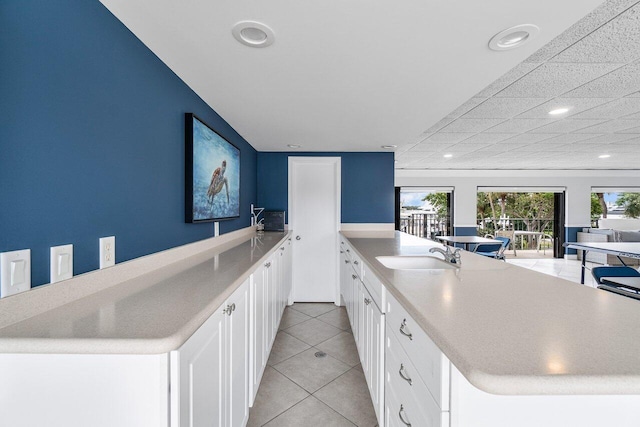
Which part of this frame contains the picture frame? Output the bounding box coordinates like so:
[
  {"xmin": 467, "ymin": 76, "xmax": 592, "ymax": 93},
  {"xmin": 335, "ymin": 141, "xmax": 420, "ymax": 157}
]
[{"xmin": 185, "ymin": 113, "xmax": 241, "ymax": 223}]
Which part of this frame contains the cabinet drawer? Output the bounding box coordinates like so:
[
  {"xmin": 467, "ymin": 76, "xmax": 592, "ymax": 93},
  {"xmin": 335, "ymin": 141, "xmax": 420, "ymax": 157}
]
[
  {"xmin": 386, "ymin": 372, "xmax": 447, "ymax": 427},
  {"xmin": 386, "ymin": 291, "xmax": 450, "ymax": 410},
  {"xmin": 362, "ymin": 264, "xmax": 384, "ymax": 312},
  {"xmin": 387, "ymin": 324, "xmax": 442, "ymax": 419}
]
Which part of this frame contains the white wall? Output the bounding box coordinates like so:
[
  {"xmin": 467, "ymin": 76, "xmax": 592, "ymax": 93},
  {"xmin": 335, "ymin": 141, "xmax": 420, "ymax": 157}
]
[{"xmin": 395, "ymin": 170, "xmax": 640, "ymax": 228}]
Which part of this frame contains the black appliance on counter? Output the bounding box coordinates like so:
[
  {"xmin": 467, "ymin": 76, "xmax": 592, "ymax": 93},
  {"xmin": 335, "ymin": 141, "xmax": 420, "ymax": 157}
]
[{"xmin": 263, "ymin": 211, "xmax": 285, "ymax": 231}]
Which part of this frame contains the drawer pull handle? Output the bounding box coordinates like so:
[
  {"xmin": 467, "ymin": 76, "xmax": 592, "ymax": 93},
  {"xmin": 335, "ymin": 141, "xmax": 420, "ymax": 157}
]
[
  {"xmin": 353, "ymin": 260, "xmax": 359, "ymax": 265},
  {"xmin": 364, "ymin": 298, "xmax": 371, "ymax": 305},
  {"xmin": 280, "ymin": 247, "xmax": 285, "ymax": 251},
  {"xmin": 352, "ymin": 274, "xmax": 358, "ymax": 280},
  {"xmin": 399, "ymin": 363, "xmax": 412, "ymax": 385},
  {"xmin": 265, "ymin": 262, "xmax": 272, "ymax": 268},
  {"xmin": 345, "ymin": 260, "xmax": 350, "ymax": 264},
  {"xmin": 399, "ymin": 319, "xmax": 413, "ymax": 340},
  {"xmin": 399, "ymin": 404, "xmax": 411, "ymax": 426}
]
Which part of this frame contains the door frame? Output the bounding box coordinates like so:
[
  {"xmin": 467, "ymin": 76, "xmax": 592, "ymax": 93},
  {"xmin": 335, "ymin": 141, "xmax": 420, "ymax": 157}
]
[{"xmin": 288, "ymin": 156, "xmax": 341, "ymax": 304}]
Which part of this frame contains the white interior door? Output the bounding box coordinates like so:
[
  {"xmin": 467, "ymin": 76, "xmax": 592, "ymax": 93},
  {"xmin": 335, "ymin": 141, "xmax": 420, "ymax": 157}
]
[{"xmin": 289, "ymin": 157, "xmax": 340, "ymax": 302}]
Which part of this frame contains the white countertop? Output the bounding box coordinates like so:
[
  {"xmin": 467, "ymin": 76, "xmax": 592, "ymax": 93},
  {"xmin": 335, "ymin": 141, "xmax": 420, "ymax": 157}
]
[
  {"xmin": 0, "ymin": 231, "xmax": 291, "ymax": 354},
  {"xmin": 342, "ymin": 231, "xmax": 640, "ymax": 395}
]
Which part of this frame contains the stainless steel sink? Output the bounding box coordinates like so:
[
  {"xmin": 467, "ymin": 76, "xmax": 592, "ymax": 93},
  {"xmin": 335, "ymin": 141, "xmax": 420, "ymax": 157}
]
[{"xmin": 375, "ymin": 255, "xmax": 458, "ymax": 270}]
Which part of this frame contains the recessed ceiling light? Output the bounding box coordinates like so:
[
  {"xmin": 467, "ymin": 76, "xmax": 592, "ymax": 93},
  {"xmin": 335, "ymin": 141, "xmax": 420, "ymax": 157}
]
[
  {"xmin": 489, "ymin": 24, "xmax": 539, "ymax": 51},
  {"xmin": 599, "ymin": 154, "xmax": 611, "ymax": 159},
  {"xmin": 287, "ymin": 144, "xmax": 301, "ymax": 149},
  {"xmin": 232, "ymin": 21, "xmax": 275, "ymax": 48},
  {"xmin": 381, "ymin": 145, "xmax": 397, "ymax": 149},
  {"xmin": 548, "ymin": 107, "xmax": 570, "ymax": 115},
  {"xmin": 443, "ymin": 154, "xmax": 453, "ymax": 158}
]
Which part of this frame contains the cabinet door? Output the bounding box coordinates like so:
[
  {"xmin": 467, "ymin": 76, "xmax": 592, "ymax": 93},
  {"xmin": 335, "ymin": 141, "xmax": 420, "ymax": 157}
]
[
  {"xmin": 172, "ymin": 307, "xmax": 226, "ymax": 427},
  {"xmin": 228, "ymin": 281, "xmax": 250, "ymax": 427},
  {"xmin": 251, "ymin": 268, "xmax": 267, "ymax": 404},
  {"xmin": 368, "ymin": 298, "xmax": 384, "ymax": 422}
]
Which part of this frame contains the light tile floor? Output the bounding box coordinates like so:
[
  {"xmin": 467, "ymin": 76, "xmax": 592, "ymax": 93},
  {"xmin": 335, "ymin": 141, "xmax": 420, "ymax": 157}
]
[
  {"xmin": 507, "ymin": 256, "xmax": 600, "ymax": 287},
  {"xmin": 248, "ymin": 303, "xmax": 378, "ymax": 427}
]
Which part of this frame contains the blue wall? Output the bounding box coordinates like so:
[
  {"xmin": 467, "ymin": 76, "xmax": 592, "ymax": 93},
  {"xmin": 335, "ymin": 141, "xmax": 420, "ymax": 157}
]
[
  {"xmin": 0, "ymin": 0, "xmax": 257, "ymax": 286},
  {"xmin": 257, "ymin": 152, "xmax": 394, "ymax": 223}
]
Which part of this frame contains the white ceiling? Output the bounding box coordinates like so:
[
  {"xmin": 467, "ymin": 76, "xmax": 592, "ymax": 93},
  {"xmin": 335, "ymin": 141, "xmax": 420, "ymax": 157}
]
[{"xmin": 99, "ymin": 0, "xmax": 640, "ymax": 170}]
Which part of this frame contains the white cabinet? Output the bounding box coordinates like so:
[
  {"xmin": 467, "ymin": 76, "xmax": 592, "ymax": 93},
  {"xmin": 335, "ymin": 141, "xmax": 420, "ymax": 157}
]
[
  {"xmin": 360, "ymin": 282, "xmax": 385, "ymax": 422},
  {"xmin": 340, "ymin": 240, "xmax": 384, "ymax": 426},
  {"xmin": 171, "ymin": 279, "xmax": 249, "ymax": 427}
]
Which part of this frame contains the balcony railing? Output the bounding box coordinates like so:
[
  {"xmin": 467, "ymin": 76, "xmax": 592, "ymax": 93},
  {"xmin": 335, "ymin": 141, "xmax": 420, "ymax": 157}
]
[
  {"xmin": 399, "ymin": 213, "xmax": 450, "ymax": 240},
  {"xmin": 478, "ymin": 217, "xmax": 554, "ymax": 250}
]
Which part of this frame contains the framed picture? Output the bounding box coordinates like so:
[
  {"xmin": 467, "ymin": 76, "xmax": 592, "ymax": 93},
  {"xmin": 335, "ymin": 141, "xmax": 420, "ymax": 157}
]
[{"xmin": 185, "ymin": 113, "xmax": 241, "ymax": 223}]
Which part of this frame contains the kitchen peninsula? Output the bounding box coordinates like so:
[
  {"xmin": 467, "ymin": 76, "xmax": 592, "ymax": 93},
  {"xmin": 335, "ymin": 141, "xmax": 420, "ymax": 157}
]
[{"xmin": 341, "ymin": 231, "xmax": 640, "ymax": 427}]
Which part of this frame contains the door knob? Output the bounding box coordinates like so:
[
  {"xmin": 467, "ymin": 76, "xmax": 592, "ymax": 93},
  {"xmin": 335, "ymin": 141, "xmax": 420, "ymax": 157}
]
[{"xmin": 296, "ymin": 236, "xmax": 301, "ymax": 240}]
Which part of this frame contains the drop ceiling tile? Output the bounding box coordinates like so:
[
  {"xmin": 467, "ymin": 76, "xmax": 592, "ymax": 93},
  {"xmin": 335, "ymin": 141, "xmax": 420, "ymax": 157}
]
[
  {"xmin": 458, "ymin": 133, "xmax": 516, "ymax": 144},
  {"xmin": 538, "ymin": 133, "xmax": 605, "ymax": 144},
  {"xmin": 409, "ymin": 142, "xmax": 455, "ymax": 152},
  {"xmin": 446, "ymin": 98, "xmax": 486, "ymax": 119},
  {"xmin": 516, "ymin": 98, "xmax": 614, "ymax": 118},
  {"xmin": 421, "ymin": 132, "xmax": 476, "ymax": 143},
  {"xmin": 518, "ymin": 143, "xmax": 572, "ymax": 152},
  {"xmin": 461, "ymin": 98, "xmax": 547, "ymax": 119},
  {"xmin": 606, "ymin": 143, "xmax": 640, "ymax": 152},
  {"xmin": 551, "ymin": 3, "xmax": 640, "ymax": 64},
  {"xmin": 580, "ymin": 133, "xmax": 637, "ymax": 143},
  {"xmin": 526, "ymin": 0, "xmax": 640, "ymax": 63},
  {"xmin": 569, "ymin": 97, "xmax": 640, "ymax": 119},
  {"xmin": 528, "ymin": 119, "xmax": 607, "ymax": 133},
  {"xmin": 622, "ymin": 110, "xmax": 640, "ymax": 119},
  {"xmin": 445, "ymin": 143, "xmax": 489, "ymax": 153},
  {"xmin": 617, "ymin": 125, "xmax": 640, "ymax": 133},
  {"xmin": 628, "ymin": 91, "xmax": 640, "ymax": 97},
  {"xmin": 421, "ymin": 118, "xmax": 454, "ymax": 135},
  {"xmin": 501, "ymin": 133, "xmax": 558, "ymax": 144},
  {"xmin": 485, "ymin": 118, "xmax": 557, "ymax": 133},
  {"xmin": 474, "ymin": 63, "xmax": 542, "ymax": 98},
  {"xmin": 575, "ymin": 119, "xmax": 640, "ymax": 133},
  {"xmin": 440, "ymin": 119, "xmax": 505, "ymax": 133},
  {"xmin": 495, "ymin": 63, "xmax": 620, "ymax": 98},
  {"xmin": 563, "ymin": 62, "xmax": 640, "ymax": 98}
]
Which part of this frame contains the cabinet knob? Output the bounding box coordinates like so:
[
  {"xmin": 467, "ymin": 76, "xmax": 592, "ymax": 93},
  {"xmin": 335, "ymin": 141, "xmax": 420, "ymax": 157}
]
[
  {"xmin": 296, "ymin": 236, "xmax": 301, "ymax": 240},
  {"xmin": 398, "ymin": 405, "xmax": 412, "ymax": 426},
  {"xmin": 399, "ymin": 319, "xmax": 413, "ymax": 340},
  {"xmin": 364, "ymin": 298, "xmax": 371, "ymax": 305},
  {"xmin": 353, "ymin": 260, "xmax": 359, "ymax": 265},
  {"xmin": 352, "ymin": 274, "xmax": 358, "ymax": 280},
  {"xmin": 280, "ymin": 247, "xmax": 285, "ymax": 251},
  {"xmin": 223, "ymin": 304, "xmax": 233, "ymax": 315},
  {"xmin": 265, "ymin": 262, "xmax": 271, "ymax": 268}
]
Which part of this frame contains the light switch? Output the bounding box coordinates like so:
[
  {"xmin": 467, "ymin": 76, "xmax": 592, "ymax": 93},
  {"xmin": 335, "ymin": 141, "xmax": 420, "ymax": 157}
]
[
  {"xmin": 1, "ymin": 249, "xmax": 31, "ymax": 298},
  {"xmin": 51, "ymin": 244, "xmax": 73, "ymax": 283}
]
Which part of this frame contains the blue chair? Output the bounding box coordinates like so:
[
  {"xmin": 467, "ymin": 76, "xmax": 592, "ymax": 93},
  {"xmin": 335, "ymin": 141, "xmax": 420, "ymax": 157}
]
[
  {"xmin": 591, "ymin": 266, "xmax": 640, "ymax": 285},
  {"xmin": 474, "ymin": 236, "xmax": 510, "ymax": 261}
]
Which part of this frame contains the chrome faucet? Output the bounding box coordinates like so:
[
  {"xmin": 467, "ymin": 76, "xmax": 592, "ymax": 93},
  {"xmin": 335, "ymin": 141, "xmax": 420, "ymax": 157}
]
[{"xmin": 429, "ymin": 246, "xmax": 462, "ymax": 266}]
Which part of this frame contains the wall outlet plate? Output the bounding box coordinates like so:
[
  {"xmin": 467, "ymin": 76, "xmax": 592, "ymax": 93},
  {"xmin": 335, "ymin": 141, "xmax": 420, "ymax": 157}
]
[
  {"xmin": 50, "ymin": 244, "xmax": 73, "ymax": 283},
  {"xmin": 0, "ymin": 249, "xmax": 31, "ymax": 298},
  {"xmin": 99, "ymin": 236, "xmax": 115, "ymax": 269}
]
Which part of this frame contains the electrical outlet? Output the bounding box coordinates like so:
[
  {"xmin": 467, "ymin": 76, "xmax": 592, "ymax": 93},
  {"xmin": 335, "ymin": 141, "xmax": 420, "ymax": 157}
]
[
  {"xmin": 99, "ymin": 236, "xmax": 115, "ymax": 269},
  {"xmin": 51, "ymin": 244, "xmax": 73, "ymax": 283},
  {"xmin": 0, "ymin": 249, "xmax": 31, "ymax": 298}
]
